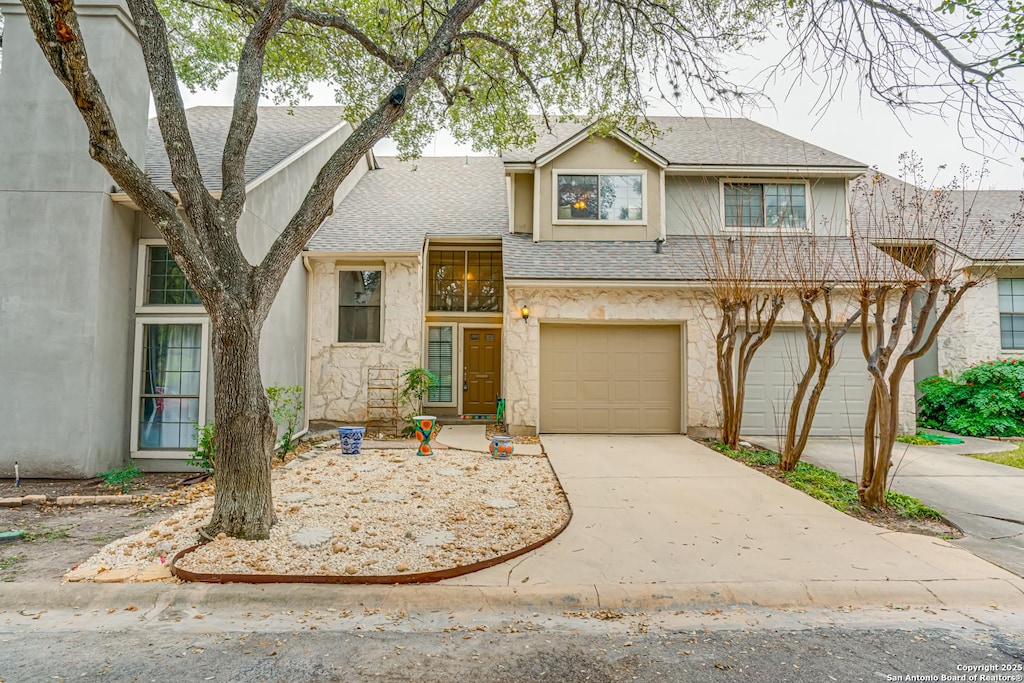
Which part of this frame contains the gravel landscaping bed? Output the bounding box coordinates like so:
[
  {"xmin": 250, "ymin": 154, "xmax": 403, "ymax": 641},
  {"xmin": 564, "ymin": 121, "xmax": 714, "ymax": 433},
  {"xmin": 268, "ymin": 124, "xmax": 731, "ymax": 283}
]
[{"xmin": 70, "ymin": 446, "xmax": 570, "ymax": 581}]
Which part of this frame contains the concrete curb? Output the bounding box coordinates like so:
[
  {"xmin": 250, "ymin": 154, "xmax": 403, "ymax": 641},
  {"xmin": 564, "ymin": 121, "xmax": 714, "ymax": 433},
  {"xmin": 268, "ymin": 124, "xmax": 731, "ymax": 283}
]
[{"xmin": 3, "ymin": 578, "xmax": 1024, "ymax": 613}]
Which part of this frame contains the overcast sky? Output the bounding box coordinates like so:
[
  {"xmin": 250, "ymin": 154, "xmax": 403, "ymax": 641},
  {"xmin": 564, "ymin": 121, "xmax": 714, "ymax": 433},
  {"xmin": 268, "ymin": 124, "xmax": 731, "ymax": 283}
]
[{"xmin": 177, "ymin": 36, "xmax": 1024, "ymax": 190}]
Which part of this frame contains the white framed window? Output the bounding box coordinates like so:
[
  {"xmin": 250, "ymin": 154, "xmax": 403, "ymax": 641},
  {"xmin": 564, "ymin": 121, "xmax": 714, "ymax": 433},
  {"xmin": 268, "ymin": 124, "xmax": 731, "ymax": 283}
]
[
  {"xmin": 136, "ymin": 239, "xmax": 205, "ymax": 313},
  {"xmin": 130, "ymin": 316, "xmax": 210, "ymax": 457},
  {"xmin": 999, "ymin": 278, "xmax": 1024, "ymax": 350},
  {"xmin": 552, "ymin": 169, "xmax": 646, "ymax": 224},
  {"xmin": 721, "ymin": 180, "xmax": 809, "ymax": 230},
  {"xmin": 338, "ymin": 268, "xmax": 384, "ymax": 343},
  {"xmin": 424, "ymin": 324, "xmax": 456, "ymax": 406}
]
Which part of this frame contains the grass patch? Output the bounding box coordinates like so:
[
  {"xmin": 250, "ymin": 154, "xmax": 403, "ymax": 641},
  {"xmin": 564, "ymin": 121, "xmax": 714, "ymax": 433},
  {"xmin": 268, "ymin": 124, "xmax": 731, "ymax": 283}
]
[
  {"xmin": 896, "ymin": 433, "xmax": 940, "ymax": 446},
  {"xmin": 709, "ymin": 441, "xmax": 942, "ymax": 520},
  {"xmin": 23, "ymin": 525, "xmax": 76, "ymax": 543},
  {"xmin": 0, "ymin": 554, "xmax": 25, "ymax": 571},
  {"xmin": 969, "ymin": 442, "xmax": 1024, "ymax": 470}
]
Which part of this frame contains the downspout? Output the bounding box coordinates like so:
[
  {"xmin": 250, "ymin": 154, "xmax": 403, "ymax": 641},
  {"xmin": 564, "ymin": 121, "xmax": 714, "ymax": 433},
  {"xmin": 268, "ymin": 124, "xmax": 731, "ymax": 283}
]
[{"xmin": 298, "ymin": 253, "xmax": 314, "ymax": 441}]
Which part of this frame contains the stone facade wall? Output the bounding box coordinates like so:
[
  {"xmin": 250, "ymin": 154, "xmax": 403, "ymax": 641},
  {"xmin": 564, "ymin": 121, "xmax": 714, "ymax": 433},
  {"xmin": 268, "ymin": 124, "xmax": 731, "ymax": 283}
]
[
  {"xmin": 308, "ymin": 258, "xmax": 423, "ymax": 424},
  {"xmin": 936, "ymin": 271, "xmax": 1024, "ymax": 377},
  {"xmin": 503, "ymin": 286, "xmax": 722, "ymax": 434},
  {"xmin": 503, "ymin": 285, "xmax": 915, "ymax": 435}
]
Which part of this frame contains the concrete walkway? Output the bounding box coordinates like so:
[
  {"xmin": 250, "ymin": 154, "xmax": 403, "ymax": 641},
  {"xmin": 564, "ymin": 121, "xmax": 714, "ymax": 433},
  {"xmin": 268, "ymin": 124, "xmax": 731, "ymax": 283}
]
[
  {"xmin": 801, "ymin": 436, "xmax": 1024, "ymax": 577},
  {"xmin": 444, "ymin": 435, "xmax": 1024, "ymax": 607}
]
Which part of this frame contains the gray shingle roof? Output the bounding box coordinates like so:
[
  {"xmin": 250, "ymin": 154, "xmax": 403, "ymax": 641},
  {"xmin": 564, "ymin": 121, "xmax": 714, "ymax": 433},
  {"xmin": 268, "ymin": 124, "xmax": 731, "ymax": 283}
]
[
  {"xmin": 502, "ymin": 117, "xmax": 867, "ymax": 169},
  {"xmin": 307, "ymin": 156, "xmax": 509, "ymax": 252},
  {"xmin": 502, "ymin": 233, "xmax": 899, "ymax": 282},
  {"xmin": 143, "ymin": 106, "xmax": 346, "ymax": 192}
]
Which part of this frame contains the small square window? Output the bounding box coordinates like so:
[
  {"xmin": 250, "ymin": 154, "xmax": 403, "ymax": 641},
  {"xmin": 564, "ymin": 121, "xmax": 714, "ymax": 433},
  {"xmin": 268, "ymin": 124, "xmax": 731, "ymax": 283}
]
[{"xmin": 145, "ymin": 246, "xmax": 200, "ymax": 305}]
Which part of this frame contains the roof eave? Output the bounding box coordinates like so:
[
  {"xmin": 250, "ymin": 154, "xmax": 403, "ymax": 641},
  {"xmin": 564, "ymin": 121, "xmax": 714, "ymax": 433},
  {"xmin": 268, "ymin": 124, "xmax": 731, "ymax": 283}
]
[{"xmin": 666, "ymin": 164, "xmax": 869, "ymax": 178}]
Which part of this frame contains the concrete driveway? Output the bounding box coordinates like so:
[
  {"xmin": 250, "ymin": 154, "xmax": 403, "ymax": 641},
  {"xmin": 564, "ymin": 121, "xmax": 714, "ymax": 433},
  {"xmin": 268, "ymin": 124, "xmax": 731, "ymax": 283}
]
[
  {"xmin": 445, "ymin": 435, "xmax": 1024, "ymax": 606},
  {"xmin": 800, "ymin": 436, "xmax": 1024, "ymax": 577}
]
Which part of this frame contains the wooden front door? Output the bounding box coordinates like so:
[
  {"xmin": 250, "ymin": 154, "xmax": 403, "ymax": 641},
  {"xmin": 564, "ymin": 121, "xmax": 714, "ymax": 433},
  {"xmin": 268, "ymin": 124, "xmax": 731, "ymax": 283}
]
[{"xmin": 463, "ymin": 328, "xmax": 501, "ymax": 415}]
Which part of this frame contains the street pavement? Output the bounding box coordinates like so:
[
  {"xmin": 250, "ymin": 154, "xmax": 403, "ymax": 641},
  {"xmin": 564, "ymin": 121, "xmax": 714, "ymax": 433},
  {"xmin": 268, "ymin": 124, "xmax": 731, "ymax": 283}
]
[{"xmin": 800, "ymin": 435, "xmax": 1024, "ymax": 577}]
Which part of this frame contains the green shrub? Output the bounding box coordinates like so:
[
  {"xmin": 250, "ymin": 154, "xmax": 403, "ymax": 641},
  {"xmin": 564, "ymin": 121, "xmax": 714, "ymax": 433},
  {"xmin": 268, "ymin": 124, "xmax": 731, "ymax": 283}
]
[
  {"xmin": 398, "ymin": 367, "xmax": 438, "ymax": 437},
  {"xmin": 98, "ymin": 464, "xmax": 141, "ymax": 494},
  {"xmin": 918, "ymin": 358, "xmax": 1024, "ymax": 437},
  {"xmin": 188, "ymin": 422, "xmax": 216, "ymax": 474}
]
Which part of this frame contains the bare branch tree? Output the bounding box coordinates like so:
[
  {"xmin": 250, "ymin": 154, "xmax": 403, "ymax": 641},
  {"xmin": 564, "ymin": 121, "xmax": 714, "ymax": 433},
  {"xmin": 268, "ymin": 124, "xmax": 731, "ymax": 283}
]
[
  {"xmin": 695, "ymin": 231, "xmax": 786, "ymax": 448},
  {"xmin": 771, "ymin": 236, "xmax": 863, "ymax": 470},
  {"xmin": 776, "ymin": 0, "xmax": 1024, "ymax": 148},
  {"xmin": 849, "ymin": 155, "xmax": 1024, "ymax": 508}
]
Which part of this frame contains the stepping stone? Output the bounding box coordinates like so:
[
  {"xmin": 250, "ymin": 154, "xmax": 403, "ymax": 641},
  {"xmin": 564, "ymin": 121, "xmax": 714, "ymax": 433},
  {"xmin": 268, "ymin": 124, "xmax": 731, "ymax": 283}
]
[
  {"xmin": 353, "ymin": 464, "xmax": 379, "ymax": 473},
  {"xmin": 370, "ymin": 492, "xmax": 405, "ymax": 503},
  {"xmin": 94, "ymin": 567, "xmax": 138, "ymax": 583},
  {"xmin": 136, "ymin": 563, "xmax": 173, "ymax": 582},
  {"xmin": 485, "ymin": 498, "xmax": 518, "ymax": 509},
  {"xmin": 279, "ymin": 492, "xmax": 313, "ymax": 503},
  {"xmin": 298, "ymin": 452, "xmax": 319, "ymax": 461},
  {"xmin": 290, "ymin": 527, "xmax": 333, "ymax": 548},
  {"xmin": 65, "ymin": 566, "xmax": 99, "ymax": 582},
  {"xmin": 416, "ymin": 530, "xmax": 455, "ymax": 547},
  {"xmin": 436, "ymin": 468, "xmax": 464, "ymax": 477}
]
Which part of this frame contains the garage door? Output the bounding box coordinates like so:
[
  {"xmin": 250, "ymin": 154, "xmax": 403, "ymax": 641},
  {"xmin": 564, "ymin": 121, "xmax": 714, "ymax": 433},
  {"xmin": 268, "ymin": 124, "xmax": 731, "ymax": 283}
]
[
  {"xmin": 743, "ymin": 327, "xmax": 872, "ymax": 437},
  {"xmin": 540, "ymin": 324, "xmax": 681, "ymax": 433}
]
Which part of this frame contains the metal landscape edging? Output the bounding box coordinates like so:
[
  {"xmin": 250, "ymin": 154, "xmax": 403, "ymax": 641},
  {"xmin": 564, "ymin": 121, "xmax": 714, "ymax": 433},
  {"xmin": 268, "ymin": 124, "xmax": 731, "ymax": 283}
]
[{"xmin": 170, "ymin": 507, "xmax": 571, "ymax": 584}]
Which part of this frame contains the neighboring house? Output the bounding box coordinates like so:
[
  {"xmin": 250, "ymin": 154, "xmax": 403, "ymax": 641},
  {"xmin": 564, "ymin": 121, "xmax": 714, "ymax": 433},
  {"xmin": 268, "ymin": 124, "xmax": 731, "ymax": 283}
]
[
  {"xmin": 914, "ymin": 190, "xmax": 1024, "ymax": 381},
  {"xmin": 0, "ymin": 0, "xmax": 369, "ymax": 476},
  {"xmin": 306, "ymin": 118, "xmax": 915, "ymax": 441}
]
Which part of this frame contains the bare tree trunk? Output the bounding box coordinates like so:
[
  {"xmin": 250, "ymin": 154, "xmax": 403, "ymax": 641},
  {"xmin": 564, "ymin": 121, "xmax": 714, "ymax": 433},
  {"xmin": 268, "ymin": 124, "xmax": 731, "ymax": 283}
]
[
  {"xmin": 201, "ymin": 308, "xmax": 278, "ymax": 540},
  {"xmin": 717, "ymin": 308, "xmax": 739, "ymax": 447}
]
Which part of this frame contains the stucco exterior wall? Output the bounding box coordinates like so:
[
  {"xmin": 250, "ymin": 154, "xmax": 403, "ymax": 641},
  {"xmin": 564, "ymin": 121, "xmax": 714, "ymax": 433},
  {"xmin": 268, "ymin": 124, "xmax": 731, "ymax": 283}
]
[
  {"xmin": 503, "ymin": 285, "xmax": 914, "ymax": 436},
  {"xmin": 665, "ymin": 176, "xmax": 849, "ymax": 237},
  {"xmin": 307, "ymin": 258, "xmax": 423, "ymax": 424},
  {"xmin": 535, "ymin": 136, "xmax": 662, "ymax": 241},
  {"xmin": 511, "ymin": 173, "xmax": 533, "ymax": 235},
  {"xmin": 0, "ymin": 0, "xmax": 149, "ymax": 477}
]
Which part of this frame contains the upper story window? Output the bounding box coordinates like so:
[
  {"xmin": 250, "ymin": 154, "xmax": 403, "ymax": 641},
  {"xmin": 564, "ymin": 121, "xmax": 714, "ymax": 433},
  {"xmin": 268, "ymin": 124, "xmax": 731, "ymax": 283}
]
[
  {"xmin": 999, "ymin": 278, "xmax": 1024, "ymax": 350},
  {"xmin": 145, "ymin": 245, "xmax": 201, "ymax": 305},
  {"xmin": 429, "ymin": 249, "xmax": 502, "ymax": 312},
  {"xmin": 723, "ymin": 182, "xmax": 808, "ymax": 230},
  {"xmin": 338, "ymin": 269, "xmax": 383, "ymax": 343},
  {"xmin": 555, "ymin": 172, "xmax": 645, "ymax": 223}
]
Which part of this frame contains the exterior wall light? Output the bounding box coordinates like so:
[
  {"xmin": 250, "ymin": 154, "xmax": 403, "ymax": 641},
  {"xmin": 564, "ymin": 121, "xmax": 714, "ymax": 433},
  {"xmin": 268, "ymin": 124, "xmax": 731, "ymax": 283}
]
[{"xmin": 520, "ymin": 305, "xmax": 530, "ymax": 321}]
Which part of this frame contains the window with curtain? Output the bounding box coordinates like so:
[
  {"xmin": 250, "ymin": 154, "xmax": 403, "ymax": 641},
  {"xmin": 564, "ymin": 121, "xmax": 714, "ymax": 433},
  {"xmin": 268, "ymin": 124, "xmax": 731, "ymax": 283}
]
[
  {"xmin": 338, "ymin": 270, "xmax": 383, "ymax": 343},
  {"xmin": 138, "ymin": 323, "xmax": 202, "ymax": 449}
]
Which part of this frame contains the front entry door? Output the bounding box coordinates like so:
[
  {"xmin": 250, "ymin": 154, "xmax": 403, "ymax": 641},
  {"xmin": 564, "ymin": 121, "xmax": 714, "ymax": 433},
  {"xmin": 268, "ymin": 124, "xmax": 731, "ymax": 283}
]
[{"xmin": 463, "ymin": 328, "xmax": 501, "ymax": 415}]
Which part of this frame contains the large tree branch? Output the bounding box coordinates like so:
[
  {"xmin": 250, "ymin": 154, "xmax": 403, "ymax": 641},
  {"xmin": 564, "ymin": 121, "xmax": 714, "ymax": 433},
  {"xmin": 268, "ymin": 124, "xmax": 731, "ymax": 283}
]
[
  {"xmin": 217, "ymin": 0, "xmax": 289, "ymax": 230},
  {"xmin": 254, "ymin": 0, "xmax": 486, "ymax": 310}
]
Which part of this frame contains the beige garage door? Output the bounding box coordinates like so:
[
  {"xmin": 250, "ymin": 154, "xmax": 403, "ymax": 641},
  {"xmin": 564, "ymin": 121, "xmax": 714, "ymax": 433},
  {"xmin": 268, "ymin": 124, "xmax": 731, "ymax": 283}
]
[
  {"xmin": 743, "ymin": 326, "xmax": 872, "ymax": 437},
  {"xmin": 540, "ymin": 324, "xmax": 682, "ymax": 434}
]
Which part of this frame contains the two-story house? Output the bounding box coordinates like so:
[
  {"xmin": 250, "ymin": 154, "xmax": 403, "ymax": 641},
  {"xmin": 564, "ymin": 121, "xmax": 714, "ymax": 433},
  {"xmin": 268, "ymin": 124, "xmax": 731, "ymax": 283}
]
[{"xmin": 305, "ymin": 119, "xmax": 902, "ymax": 440}]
